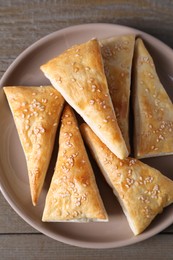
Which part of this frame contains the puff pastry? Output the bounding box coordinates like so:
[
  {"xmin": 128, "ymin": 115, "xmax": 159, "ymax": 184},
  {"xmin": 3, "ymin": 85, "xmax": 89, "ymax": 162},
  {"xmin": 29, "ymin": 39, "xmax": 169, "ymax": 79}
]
[
  {"xmin": 42, "ymin": 105, "xmax": 108, "ymax": 222},
  {"xmin": 133, "ymin": 38, "xmax": 173, "ymax": 158},
  {"xmin": 80, "ymin": 123, "xmax": 173, "ymax": 235},
  {"xmin": 3, "ymin": 86, "xmax": 65, "ymax": 206},
  {"xmin": 100, "ymin": 34, "xmax": 135, "ymax": 152},
  {"xmin": 40, "ymin": 39, "xmax": 128, "ymax": 159}
]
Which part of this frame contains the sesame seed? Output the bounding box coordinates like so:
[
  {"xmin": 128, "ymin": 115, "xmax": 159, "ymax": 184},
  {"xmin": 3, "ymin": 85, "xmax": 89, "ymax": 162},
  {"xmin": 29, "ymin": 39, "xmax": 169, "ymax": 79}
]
[
  {"xmin": 103, "ymin": 119, "xmax": 108, "ymax": 123},
  {"xmin": 63, "ymin": 176, "xmax": 67, "ymax": 181},
  {"xmin": 89, "ymin": 99, "xmax": 95, "ymax": 105},
  {"xmin": 74, "ymin": 67, "xmax": 79, "ymax": 72},
  {"xmin": 40, "ymin": 106, "xmax": 45, "ymax": 111},
  {"xmin": 138, "ymin": 195, "xmax": 145, "ymax": 201},
  {"xmin": 88, "ymin": 78, "xmax": 94, "ymax": 84},
  {"xmin": 69, "ymin": 182, "xmax": 75, "ymax": 188},
  {"xmin": 58, "ymin": 77, "xmax": 62, "ymax": 83},
  {"xmin": 126, "ymin": 178, "xmax": 134, "ymax": 185},
  {"xmin": 42, "ymin": 98, "xmax": 48, "ymax": 103},
  {"xmin": 148, "ymin": 72, "xmax": 154, "ymax": 79},
  {"xmin": 75, "ymin": 201, "xmax": 81, "ymax": 207},
  {"xmin": 33, "ymin": 111, "xmax": 38, "ymax": 117},
  {"xmin": 153, "ymin": 184, "xmax": 159, "ymax": 191},
  {"xmin": 28, "ymin": 113, "xmax": 32, "ymax": 118},
  {"xmin": 40, "ymin": 127, "xmax": 45, "ymax": 133},
  {"xmin": 65, "ymin": 141, "xmax": 72, "ymax": 147},
  {"xmin": 91, "ymin": 85, "xmax": 96, "ymax": 92},
  {"xmin": 128, "ymin": 169, "xmax": 132, "ymax": 175},
  {"xmin": 25, "ymin": 125, "xmax": 30, "ymax": 130},
  {"xmin": 73, "ymin": 211, "xmax": 79, "ymax": 217}
]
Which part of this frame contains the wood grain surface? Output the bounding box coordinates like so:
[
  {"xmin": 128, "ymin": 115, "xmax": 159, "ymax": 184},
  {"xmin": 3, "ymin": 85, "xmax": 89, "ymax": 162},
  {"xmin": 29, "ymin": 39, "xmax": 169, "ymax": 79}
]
[{"xmin": 0, "ymin": 0, "xmax": 173, "ymax": 259}]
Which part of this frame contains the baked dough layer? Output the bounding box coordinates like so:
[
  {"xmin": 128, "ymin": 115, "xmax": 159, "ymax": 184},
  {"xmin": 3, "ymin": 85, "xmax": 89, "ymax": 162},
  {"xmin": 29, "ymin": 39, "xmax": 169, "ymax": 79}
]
[
  {"xmin": 133, "ymin": 38, "xmax": 173, "ymax": 158},
  {"xmin": 40, "ymin": 39, "xmax": 128, "ymax": 159},
  {"xmin": 100, "ymin": 34, "xmax": 135, "ymax": 152},
  {"xmin": 42, "ymin": 105, "xmax": 108, "ymax": 222},
  {"xmin": 81, "ymin": 123, "xmax": 173, "ymax": 235},
  {"xmin": 4, "ymin": 86, "xmax": 65, "ymax": 205}
]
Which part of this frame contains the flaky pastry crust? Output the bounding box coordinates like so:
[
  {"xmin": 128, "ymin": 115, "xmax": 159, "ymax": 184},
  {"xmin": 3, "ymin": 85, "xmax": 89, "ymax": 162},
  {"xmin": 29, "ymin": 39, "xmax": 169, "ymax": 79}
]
[
  {"xmin": 42, "ymin": 105, "xmax": 108, "ymax": 222},
  {"xmin": 133, "ymin": 38, "xmax": 173, "ymax": 158},
  {"xmin": 4, "ymin": 86, "xmax": 65, "ymax": 205},
  {"xmin": 100, "ymin": 34, "xmax": 135, "ymax": 152},
  {"xmin": 81, "ymin": 123, "xmax": 173, "ymax": 235},
  {"xmin": 40, "ymin": 39, "xmax": 128, "ymax": 159}
]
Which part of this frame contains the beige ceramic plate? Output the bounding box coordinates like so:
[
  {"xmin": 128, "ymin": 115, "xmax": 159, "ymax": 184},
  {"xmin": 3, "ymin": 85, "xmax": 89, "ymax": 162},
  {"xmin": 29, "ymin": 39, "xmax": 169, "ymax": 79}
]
[{"xmin": 0, "ymin": 23, "xmax": 173, "ymax": 249}]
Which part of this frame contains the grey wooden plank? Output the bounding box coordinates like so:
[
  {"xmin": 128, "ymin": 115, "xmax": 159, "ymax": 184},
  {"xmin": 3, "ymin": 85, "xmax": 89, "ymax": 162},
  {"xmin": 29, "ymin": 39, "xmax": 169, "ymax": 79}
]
[
  {"xmin": 0, "ymin": 233, "xmax": 173, "ymax": 260},
  {"xmin": 0, "ymin": 0, "xmax": 173, "ymax": 51},
  {"xmin": 0, "ymin": 193, "xmax": 37, "ymax": 233}
]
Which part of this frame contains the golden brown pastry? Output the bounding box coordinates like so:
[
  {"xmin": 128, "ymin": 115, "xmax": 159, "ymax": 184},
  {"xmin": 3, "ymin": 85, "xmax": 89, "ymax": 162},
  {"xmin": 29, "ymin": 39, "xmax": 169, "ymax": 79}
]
[
  {"xmin": 100, "ymin": 34, "xmax": 135, "ymax": 152},
  {"xmin": 133, "ymin": 38, "xmax": 173, "ymax": 158},
  {"xmin": 40, "ymin": 39, "xmax": 128, "ymax": 159},
  {"xmin": 42, "ymin": 105, "xmax": 108, "ymax": 222},
  {"xmin": 80, "ymin": 123, "xmax": 173, "ymax": 235},
  {"xmin": 3, "ymin": 86, "xmax": 65, "ymax": 206}
]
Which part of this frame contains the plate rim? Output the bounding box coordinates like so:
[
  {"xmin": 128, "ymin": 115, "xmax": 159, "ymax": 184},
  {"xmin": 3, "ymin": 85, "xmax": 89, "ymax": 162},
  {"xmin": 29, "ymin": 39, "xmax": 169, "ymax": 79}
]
[{"xmin": 0, "ymin": 23, "xmax": 173, "ymax": 249}]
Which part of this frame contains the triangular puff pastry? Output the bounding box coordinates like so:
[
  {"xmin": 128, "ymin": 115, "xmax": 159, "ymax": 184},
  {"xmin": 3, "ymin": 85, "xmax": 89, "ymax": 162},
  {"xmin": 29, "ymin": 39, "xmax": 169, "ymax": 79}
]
[
  {"xmin": 4, "ymin": 86, "xmax": 65, "ymax": 206},
  {"xmin": 40, "ymin": 39, "xmax": 128, "ymax": 159},
  {"xmin": 133, "ymin": 38, "xmax": 173, "ymax": 158},
  {"xmin": 100, "ymin": 34, "xmax": 135, "ymax": 152},
  {"xmin": 42, "ymin": 105, "xmax": 108, "ymax": 222},
  {"xmin": 80, "ymin": 123, "xmax": 173, "ymax": 235}
]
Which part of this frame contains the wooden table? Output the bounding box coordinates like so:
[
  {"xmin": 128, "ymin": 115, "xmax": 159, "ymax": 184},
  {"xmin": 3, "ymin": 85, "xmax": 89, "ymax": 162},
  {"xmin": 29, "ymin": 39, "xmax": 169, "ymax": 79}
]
[{"xmin": 0, "ymin": 1, "xmax": 173, "ymax": 259}]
